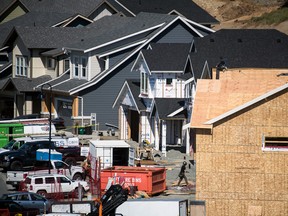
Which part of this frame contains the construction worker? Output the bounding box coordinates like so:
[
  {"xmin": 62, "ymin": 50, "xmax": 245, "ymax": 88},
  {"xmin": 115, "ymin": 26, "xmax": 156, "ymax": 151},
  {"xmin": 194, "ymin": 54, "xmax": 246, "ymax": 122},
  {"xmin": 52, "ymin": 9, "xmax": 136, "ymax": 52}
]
[
  {"xmin": 177, "ymin": 161, "xmax": 189, "ymax": 186},
  {"xmin": 82, "ymin": 154, "xmax": 91, "ymax": 181}
]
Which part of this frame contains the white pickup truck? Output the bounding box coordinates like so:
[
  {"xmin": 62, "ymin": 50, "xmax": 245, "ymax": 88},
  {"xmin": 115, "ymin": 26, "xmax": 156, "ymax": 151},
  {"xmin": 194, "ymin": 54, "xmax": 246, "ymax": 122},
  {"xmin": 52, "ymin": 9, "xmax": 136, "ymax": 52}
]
[{"xmin": 6, "ymin": 160, "xmax": 84, "ymax": 188}]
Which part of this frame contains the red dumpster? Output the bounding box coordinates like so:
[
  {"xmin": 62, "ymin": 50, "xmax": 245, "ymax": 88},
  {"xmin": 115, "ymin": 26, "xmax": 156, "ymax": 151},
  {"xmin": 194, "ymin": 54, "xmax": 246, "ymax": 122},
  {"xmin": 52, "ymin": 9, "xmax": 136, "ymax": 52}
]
[{"xmin": 100, "ymin": 166, "xmax": 166, "ymax": 196}]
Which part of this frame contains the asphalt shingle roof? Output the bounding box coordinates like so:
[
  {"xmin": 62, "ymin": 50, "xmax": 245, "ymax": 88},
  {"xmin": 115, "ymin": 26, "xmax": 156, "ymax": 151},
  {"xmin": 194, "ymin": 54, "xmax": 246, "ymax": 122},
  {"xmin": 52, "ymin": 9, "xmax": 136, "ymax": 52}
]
[
  {"xmin": 3, "ymin": 75, "xmax": 51, "ymax": 92},
  {"xmin": 21, "ymin": 0, "xmax": 102, "ymax": 16},
  {"xmin": 109, "ymin": 0, "xmax": 218, "ymax": 24},
  {"xmin": 154, "ymin": 98, "xmax": 186, "ymax": 120},
  {"xmin": 0, "ymin": 11, "xmax": 77, "ymax": 47},
  {"xmin": 67, "ymin": 12, "xmax": 177, "ymax": 51},
  {"xmin": 142, "ymin": 43, "xmax": 191, "ymax": 72},
  {"xmin": 126, "ymin": 79, "xmax": 146, "ymax": 111},
  {"xmin": 191, "ymin": 29, "xmax": 288, "ymax": 78}
]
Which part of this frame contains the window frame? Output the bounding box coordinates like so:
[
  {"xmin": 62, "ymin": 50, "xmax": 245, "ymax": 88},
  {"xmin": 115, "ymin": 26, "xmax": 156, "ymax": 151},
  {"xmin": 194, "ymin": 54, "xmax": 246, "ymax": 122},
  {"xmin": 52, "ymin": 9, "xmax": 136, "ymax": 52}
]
[
  {"xmin": 73, "ymin": 56, "xmax": 88, "ymax": 79},
  {"xmin": 140, "ymin": 71, "xmax": 148, "ymax": 95},
  {"xmin": 16, "ymin": 55, "xmax": 28, "ymax": 77},
  {"xmin": 73, "ymin": 56, "xmax": 79, "ymax": 78},
  {"xmin": 262, "ymin": 135, "xmax": 288, "ymax": 152},
  {"xmin": 47, "ymin": 57, "xmax": 56, "ymax": 70}
]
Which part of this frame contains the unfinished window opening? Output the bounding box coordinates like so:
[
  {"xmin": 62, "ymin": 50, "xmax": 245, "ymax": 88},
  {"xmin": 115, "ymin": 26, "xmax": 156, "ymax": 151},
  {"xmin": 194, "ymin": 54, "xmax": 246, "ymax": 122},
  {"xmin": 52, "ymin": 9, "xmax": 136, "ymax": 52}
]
[{"xmin": 262, "ymin": 136, "xmax": 288, "ymax": 152}]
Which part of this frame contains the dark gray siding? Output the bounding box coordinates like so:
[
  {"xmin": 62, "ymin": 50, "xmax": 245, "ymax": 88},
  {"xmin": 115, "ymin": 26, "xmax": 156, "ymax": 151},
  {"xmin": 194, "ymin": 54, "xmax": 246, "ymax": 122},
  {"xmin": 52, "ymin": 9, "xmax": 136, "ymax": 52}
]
[
  {"xmin": 109, "ymin": 48, "xmax": 134, "ymax": 67},
  {"xmin": 155, "ymin": 22, "xmax": 195, "ymax": 43},
  {"xmin": 79, "ymin": 56, "xmax": 138, "ymax": 130},
  {"xmin": 77, "ymin": 21, "xmax": 210, "ymax": 130}
]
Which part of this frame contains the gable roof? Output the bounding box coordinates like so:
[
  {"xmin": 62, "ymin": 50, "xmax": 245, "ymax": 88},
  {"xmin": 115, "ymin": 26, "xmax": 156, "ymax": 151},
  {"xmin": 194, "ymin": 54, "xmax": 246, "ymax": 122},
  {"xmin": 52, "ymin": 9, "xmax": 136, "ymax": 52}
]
[
  {"xmin": 113, "ymin": 79, "xmax": 146, "ymax": 112},
  {"xmin": 64, "ymin": 12, "xmax": 177, "ymax": 52},
  {"xmin": 190, "ymin": 29, "xmax": 288, "ymax": 78},
  {"xmin": 0, "ymin": 11, "xmax": 77, "ymax": 47},
  {"xmin": 4, "ymin": 26, "xmax": 93, "ymax": 49},
  {"xmin": 105, "ymin": 0, "xmax": 218, "ymax": 25},
  {"xmin": 154, "ymin": 98, "xmax": 187, "ymax": 120},
  {"xmin": 1, "ymin": 75, "xmax": 51, "ymax": 92},
  {"xmin": 70, "ymin": 13, "xmax": 212, "ymax": 94},
  {"xmin": 140, "ymin": 43, "xmax": 191, "ymax": 72},
  {"xmin": 190, "ymin": 69, "xmax": 288, "ymax": 129},
  {"xmin": 19, "ymin": 0, "xmax": 102, "ymax": 16}
]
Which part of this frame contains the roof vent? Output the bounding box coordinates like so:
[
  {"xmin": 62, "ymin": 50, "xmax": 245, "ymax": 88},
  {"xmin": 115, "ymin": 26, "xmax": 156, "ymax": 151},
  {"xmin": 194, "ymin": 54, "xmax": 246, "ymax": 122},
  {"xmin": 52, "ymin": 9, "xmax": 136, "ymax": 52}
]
[
  {"xmin": 81, "ymin": 39, "xmax": 84, "ymax": 42},
  {"xmin": 237, "ymin": 39, "xmax": 242, "ymax": 43},
  {"xmin": 210, "ymin": 38, "xmax": 214, "ymax": 42},
  {"xmin": 277, "ymin": 39, "xmax": 281, "ymax": 43}
]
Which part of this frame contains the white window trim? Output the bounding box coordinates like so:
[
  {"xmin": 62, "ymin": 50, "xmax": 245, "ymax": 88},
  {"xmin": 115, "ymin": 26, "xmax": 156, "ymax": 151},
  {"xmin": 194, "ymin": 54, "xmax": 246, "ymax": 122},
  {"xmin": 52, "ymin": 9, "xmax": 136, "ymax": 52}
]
[
  {"xmin": 16, "ymin": 56, "xmax": 28, "ymax": 77},
  {"xmin": 140, "ymin": 71, "xmax": 148, "ymax": 95},
  {"xmin": 81, "ymin": 56, "xmax": 87, "ymax": 79},
  {"xmin": 73, "ymin": 56, "xmax": 88, "ymax": 79}
]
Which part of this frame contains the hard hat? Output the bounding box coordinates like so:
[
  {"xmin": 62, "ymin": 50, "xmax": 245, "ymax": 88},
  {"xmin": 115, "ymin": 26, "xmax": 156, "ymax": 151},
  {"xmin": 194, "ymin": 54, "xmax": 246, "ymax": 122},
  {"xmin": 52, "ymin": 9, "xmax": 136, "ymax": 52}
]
[{"xmin": 183, "ymin": 161, "xmax": 187, "ymax": 165}]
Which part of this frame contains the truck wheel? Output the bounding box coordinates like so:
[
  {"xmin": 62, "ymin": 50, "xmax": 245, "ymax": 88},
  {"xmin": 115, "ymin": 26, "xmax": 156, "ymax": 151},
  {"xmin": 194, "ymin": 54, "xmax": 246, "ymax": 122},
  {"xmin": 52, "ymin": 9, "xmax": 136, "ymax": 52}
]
[
  {"xmin": 64, "ymin": 157, "xmax": 76, "ymax": 166},
  {"xmin": 37, "ymin": 190, "xmax": 48, "ymax": 198},
  {"xmin": 72, "ymin": 173, "xmax": 83, "ymax": 181},
  {"xmin": 10, "ymin": 161, "xmax": 23, "ymax": 170}
]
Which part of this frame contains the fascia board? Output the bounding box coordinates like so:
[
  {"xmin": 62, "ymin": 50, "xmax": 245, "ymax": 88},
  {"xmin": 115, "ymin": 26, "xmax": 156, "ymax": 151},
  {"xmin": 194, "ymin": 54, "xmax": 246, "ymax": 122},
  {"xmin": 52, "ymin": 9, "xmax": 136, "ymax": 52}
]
[
  {"xmin": 52, "ymin": 17, "xmax": 73, "ymax": 27},
  {"xmin": 180, "ymin": 17, "xmax": 203, "ymax": 37},
  {"xmin": 70, "ymin": 16, "xmax": 194, "ymax": 94},
  {"xmin": 183, "ymin": 17, "xmax": 216, "ymax": 33},
  {"xmin": 112, "ymin": 80, "xmax": 140, "ymax": 113},
  {"xmin": 184, "ymin": 77, "xmax": 194, "ymax": 85},
  {"xmin": 99, "ymin": 39, "xmax": 146, "ymax": 58},
  {"xmin": 115, "ymin": 0, "xmax": 136, "ymax": 16},
  {"xmin": 0, "ymin": 62, "xmax": 12, "ymax": 73},
  {"xmin": 84, "ymin": 24, "xmax": 164, "ymax": 53},
  {"xmin": 205, "ymin": 83, "xmax": 288, "ymax": 125},
  {"xmin": 34, "ymin": 70, "xmax": 69, "ymax": 89},
  {"xmin": 168, "ymin": 106, "xmax": 185, "ymax": 117},
  {"xmin": 87, "ymin": 0, "xmax": 118, "ymax": 18},
  {"xmin": 131, "ymin": 51, "xmax": 144, "ymax": 72},
  {"xmin": 112, "ymin": 80, "xmax": 128, "ymax": 108},
  {"xmin": 62, "ymin": 15, "xmax": 93, "ymax": 27}
]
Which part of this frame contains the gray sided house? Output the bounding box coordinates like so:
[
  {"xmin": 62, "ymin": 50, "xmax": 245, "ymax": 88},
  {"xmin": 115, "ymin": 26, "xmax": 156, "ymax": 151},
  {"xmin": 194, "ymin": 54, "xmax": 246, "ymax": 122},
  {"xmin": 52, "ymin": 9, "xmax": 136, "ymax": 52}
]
[
  {"xmin": 61, "ymin": 13, "xmax": 214, "ymax": 134},
  {"xmin": 113, "ymin": 43, "xmax": 194, "ymax": 156}
]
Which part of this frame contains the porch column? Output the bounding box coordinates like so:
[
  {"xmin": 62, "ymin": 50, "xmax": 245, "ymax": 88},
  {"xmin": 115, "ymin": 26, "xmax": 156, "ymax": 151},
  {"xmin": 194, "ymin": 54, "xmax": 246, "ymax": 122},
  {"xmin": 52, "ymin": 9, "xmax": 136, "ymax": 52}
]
[
  {"xmin": 154, "ymin": 118, "xmax": 159, "ymax": 151},
  {"xmin": 161, "ymin": 120, "xmax": 167, "ymax": 157}
]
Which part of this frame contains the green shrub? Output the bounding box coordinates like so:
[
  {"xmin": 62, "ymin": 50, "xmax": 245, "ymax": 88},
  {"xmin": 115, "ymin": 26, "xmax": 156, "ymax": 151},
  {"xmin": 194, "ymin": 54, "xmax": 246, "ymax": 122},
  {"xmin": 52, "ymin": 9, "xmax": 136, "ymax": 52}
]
[{"xmin": 250, "ymin": 7, "xmax": 288, "ymax": 25}]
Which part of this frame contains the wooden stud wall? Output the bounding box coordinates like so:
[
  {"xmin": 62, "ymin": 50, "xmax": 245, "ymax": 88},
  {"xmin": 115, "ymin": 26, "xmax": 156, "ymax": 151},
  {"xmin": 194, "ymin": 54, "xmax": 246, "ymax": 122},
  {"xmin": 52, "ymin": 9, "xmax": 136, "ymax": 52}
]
[{"xmin": 195, "ymin": 90, "xmax": 288, "ymax": 215}]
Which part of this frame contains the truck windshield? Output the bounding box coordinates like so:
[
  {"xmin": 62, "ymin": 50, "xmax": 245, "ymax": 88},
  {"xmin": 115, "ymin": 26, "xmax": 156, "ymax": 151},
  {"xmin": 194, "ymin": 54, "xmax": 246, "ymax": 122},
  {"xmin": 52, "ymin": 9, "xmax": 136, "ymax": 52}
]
[{"xmin": 2, "ymin": 140, "xmax": 16, "ymax": 149}]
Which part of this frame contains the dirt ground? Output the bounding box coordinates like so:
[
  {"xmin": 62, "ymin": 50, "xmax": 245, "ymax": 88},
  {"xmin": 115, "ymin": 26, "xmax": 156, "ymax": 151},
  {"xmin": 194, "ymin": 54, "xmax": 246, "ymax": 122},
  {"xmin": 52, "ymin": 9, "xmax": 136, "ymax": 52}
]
[{"xmin": 193, "ymin": 0, "xmax": 288, "ymax": 34}]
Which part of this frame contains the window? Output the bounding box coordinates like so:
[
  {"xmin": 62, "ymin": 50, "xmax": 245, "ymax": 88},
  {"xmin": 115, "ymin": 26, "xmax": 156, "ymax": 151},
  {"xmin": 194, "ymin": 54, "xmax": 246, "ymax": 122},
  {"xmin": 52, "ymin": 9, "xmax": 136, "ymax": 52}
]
[
  {"xmin": 16, "ymin": 56, "xmax": 28, "ymax": 77},
  {"xmin": 81, "ymin": 57, "xmax": 87, "ymax": 78},
  {"xmin": 140, "ymin": 71, "xmax": 148, "ymax": 94},
  {"xmin": 74, "ymin": 56, "xmax": 79, "ymax": 77},
  {"xmin": 45, "ymin": 177, "xmax": 55, "ymax": 184},
  {"xmin": 166, "ymin": 78, "xmax": 173, "ymax": 85},
  {"xmin": 18, "ymin": 195, "xmax": 29, "ymax": 201},
  {"xmin": 47, "ymin": 57, "xmax": 56, "ymax": 69},
  {"xmin": 58, "ymin": 176, "xmax": 70, "ymax": 183},
  {"xmin": 262, "ymin": 136, "xmax": 288, "ymax": 152},
  {"xmin": 64, "ymin": 58, "xmax": 70, "ymax": 72},
  {"xmin": 35, "ymin": 178, "xmax": 43, "ymax": 184},
  {"xmin": 73, "ymin": 56, "xmax": 88, "ymax": 79}
]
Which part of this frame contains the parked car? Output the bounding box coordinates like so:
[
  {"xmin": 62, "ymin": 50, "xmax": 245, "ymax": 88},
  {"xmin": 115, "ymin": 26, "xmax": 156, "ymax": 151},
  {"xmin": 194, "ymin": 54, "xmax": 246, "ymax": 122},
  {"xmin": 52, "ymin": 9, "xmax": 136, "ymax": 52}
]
[
  {"xmin": 0, "ymin": 140, "xmax": 85, "ymax": 170},
  {"xmin": 0, "ymin": 191, "xmax": 53, "ymax": 214},
  {"xmin": 0, "ymin": 199, "xmax": 40, "ymax": 216},
  {"xmin": 6, "ymin": 160, "xmax": 84, "ymax": 188},
  {"xmin": 22, "ymin": 174, "xmax": 89, "ymax": 199}
]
